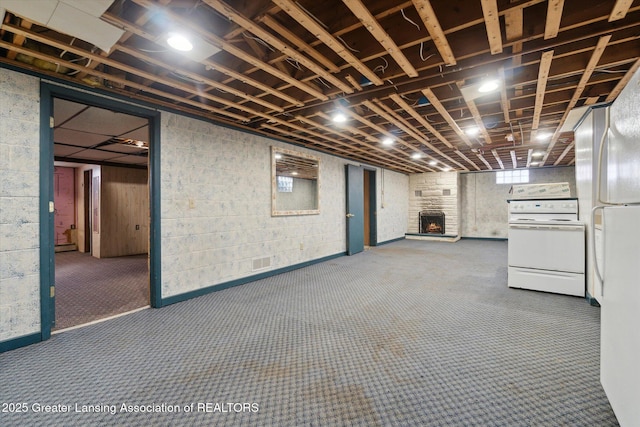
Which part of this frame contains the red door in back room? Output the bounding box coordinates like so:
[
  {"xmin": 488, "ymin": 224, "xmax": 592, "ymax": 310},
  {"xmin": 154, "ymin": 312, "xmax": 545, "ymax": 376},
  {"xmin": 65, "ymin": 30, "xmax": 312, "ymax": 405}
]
[{"xmin": 53, "ymin": 166, "xmax": 75, "ymax": 247}]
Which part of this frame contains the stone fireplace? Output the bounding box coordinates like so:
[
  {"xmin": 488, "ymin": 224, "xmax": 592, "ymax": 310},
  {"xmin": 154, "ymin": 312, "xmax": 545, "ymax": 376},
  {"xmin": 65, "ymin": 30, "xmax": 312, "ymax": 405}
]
[
  {"xmin": 407, "ymin": 171, "xmax": 460, "ymax": 238},
  {"xmin": 419, "ymin": 211, "xmax": 445, "ymax": 234}
]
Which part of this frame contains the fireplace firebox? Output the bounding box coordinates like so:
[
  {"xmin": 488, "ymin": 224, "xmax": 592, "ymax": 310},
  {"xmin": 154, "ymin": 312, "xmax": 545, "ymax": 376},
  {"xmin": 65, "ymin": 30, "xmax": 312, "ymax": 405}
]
[{"xmin": 419, "ymin": 211, "xmax": 445, "ymax": 234}]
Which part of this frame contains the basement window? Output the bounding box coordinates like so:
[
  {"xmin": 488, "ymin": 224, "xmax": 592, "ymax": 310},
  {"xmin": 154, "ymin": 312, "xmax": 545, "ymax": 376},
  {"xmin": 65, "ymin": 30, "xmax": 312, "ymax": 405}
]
[
  {"xmin": 277, "ymin": 176, "xmax": 293, "ymax": 192},
  {"xmin": 496, "ymin": 170, "xmax": 529, "ymax": 184}
]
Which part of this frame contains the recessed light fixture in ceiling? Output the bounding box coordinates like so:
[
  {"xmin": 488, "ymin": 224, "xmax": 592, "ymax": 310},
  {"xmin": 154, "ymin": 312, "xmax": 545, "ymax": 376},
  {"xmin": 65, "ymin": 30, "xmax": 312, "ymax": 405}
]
[
  {"xmin": 382, "ymin": 137, "xmax": 394, "ymax": 146},
  {"xmin": 429, "ymin": 160, "xmax": 437, "ymax": 166},
  {"xmin": 332, "ymin": 112, "xmax": 347, "ymax": 123},
  {"xmin": 167, "ymin": 33, "xmax": 193, "ymax": 52},
  {"xmin": 465, "ymin": 126, "xmax": 480, "ymax": 136},
  {"xmin": 411, "ymin": 153, "xmax": 422, "ymax": 160},
  {"xmin": 536, "ymin": 132, "xmax": 552, "ymax": 141},
  {"xmin": 478, "ymin": 80, "xmax": 500, "ymax": 93}
]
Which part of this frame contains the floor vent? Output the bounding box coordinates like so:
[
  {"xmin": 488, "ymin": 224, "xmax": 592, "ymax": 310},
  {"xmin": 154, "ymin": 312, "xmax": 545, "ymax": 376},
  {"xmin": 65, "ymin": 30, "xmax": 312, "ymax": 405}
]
[{"xmin": 252, "ymin": 257, "xmax": 271, "ymax": 271}]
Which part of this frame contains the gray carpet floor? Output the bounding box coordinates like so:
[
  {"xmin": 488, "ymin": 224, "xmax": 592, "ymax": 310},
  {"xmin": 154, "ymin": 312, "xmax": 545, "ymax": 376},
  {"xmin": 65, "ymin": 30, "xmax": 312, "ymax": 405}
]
[
  {"xmin": 54, "ymin": 251, "xmax": 149, "ymax": 330},
  {"xmin": 0, "ymin": 239, "xmax": 618, "ymax": 426}
]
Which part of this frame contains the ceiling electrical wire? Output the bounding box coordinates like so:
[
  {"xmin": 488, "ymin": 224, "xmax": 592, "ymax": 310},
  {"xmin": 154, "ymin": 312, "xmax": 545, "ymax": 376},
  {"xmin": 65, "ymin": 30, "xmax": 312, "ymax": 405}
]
[
  {"xmin": 419, "ymin": 42, "xmax": 435, "ymax": 62},
  {"xmin": 242, "ymin": 32, "xmax": 274, "ymax": 52},
  {"xmin": 373, "ymin": 57, "xmax": 389, "ymax": 74},
  {"xmin": 337, "ymin": 36, "xmax": 360, "ymax": 53},
  {"xmin": 400, "ymin": 8, "xmax": 421, "ymax": 31}
]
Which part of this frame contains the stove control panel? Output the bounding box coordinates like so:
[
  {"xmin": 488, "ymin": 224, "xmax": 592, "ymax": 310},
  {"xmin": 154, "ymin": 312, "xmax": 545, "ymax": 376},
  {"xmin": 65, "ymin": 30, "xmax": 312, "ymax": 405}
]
[{"xmin": 509, "ymin": 199, "xmax": 578, "ymax": 214}]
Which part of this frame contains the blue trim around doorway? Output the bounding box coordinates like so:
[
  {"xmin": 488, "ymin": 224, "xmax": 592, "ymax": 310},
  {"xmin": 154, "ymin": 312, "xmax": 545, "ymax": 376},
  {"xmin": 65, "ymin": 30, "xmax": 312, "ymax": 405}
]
[{"xmin": 38, "ymin": 83, "xmax": 162, "ymax": 344}]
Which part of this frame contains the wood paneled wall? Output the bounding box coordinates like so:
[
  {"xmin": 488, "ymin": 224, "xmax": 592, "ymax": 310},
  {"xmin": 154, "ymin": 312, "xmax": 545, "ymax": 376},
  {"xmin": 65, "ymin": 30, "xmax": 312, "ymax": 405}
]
[{"xmin": 99, "ymin": 166, "xmax": 149, "ymax": 257}]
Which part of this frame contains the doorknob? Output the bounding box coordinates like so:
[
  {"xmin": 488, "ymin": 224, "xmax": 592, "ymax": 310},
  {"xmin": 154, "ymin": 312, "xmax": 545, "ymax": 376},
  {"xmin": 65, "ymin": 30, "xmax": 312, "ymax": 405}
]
[{"xmin": 346, "ymin": 213, "xmax": 355, "ymax": 218}]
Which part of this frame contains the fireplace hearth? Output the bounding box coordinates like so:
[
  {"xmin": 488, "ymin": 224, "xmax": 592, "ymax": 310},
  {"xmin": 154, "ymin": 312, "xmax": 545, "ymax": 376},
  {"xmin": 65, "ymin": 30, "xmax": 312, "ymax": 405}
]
[{"xmin": 419, "ymin": 211, "xmax": 445, "ymax": 234}]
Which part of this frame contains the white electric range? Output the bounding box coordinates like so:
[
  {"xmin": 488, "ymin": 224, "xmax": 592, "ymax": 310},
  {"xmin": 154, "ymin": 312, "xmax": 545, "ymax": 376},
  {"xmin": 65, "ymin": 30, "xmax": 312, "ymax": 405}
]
[{"xmin": 507, "ymin": 198, "xmax": 586, "ymax": 297}]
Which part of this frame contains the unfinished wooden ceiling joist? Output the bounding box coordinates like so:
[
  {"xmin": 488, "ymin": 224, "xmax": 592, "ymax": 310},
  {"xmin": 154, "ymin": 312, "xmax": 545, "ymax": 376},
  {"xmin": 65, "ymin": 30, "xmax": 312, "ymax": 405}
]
[{"xmin": 0, "ymin": 0, "xmax": 638, "ymax": 173}]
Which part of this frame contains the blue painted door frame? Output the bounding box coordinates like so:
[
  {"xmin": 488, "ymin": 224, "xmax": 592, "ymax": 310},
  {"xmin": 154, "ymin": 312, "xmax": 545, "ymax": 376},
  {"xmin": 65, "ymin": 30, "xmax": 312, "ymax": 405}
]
[{"xmin": 39, "ymin": 83, "xmax": 162, "ymax": 340}]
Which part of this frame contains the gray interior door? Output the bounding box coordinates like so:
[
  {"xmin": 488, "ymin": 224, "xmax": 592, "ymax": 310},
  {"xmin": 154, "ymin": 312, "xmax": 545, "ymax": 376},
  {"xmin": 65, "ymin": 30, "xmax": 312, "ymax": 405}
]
[{"xmin": 346, "ymin": 164, "xmax": 364, "ymax": 255}]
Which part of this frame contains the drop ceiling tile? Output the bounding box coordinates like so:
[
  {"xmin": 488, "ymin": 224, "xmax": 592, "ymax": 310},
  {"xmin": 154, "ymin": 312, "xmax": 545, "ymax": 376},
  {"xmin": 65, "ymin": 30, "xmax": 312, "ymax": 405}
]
[
  {"xmin": 109, "ymin": 155, "xmax": 148, "ymax": 165},
  {"xmin": 61, "ymin": 0, "xmax": 114, "ymax": 17},
  {"xmin": 48, "ymin": 2, "xmax": 124, "ymax": 52},
  {"xmin": 63, "ymin": 106, "xmax": 147, "ymax": 136},
  {"xmin": 54, "ymin": 128, "xmax": 110, "ymax": 147},
  {"xmin": 70, "ymin": 149, "xmax": 122, "ymax": 161},
  {"xmin": 0, "ymin": 0, "xmax": 57, "ymax": 26},
  {"xmin": 54, "ymin": 98, "xmax": 89, "ymax": 125},
  {"xmin": 54, "ymin": 144, "xmax": 83, "ymax": 157}
]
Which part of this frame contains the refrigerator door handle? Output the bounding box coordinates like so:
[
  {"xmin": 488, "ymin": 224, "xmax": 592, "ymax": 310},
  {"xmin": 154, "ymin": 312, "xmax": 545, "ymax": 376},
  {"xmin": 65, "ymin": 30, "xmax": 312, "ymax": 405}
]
[
  {"xmin": 595, "ymin": 106, "xmax": 610, "ymax": 206},
  {"xmin": 591, "ymin": 206, "xmax": 605, "ymax": 293}
]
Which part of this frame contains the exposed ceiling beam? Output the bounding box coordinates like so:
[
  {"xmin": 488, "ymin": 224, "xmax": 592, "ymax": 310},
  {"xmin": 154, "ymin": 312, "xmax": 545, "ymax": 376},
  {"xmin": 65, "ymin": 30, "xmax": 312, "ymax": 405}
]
[
  {"xmin": 273, "ymin": 0, "xmax": 383, "ymax": 86},
  {"xmin": 475, "ymin": 152, "xmax": 493, "ymax": 169},
  {"xmin": 411, "ymin": 0, "xmax": 456, "ymax": 65},
  {"xmin": 132, "ymin": 0, "xmax": 329, "ymax": 101},
  {"xmin": 421, "ymin": 88, "xmax": 474, "ymax": 147},
  {"xmin": 510, "ymin": 150, "xmax": 517, "ymax": 168},
  {"xmin": 544, "ymin": 0, "xmax": 565, "ymax": 40},
  {"xmin": 480, "ymin": 0, "xmax": 503, "ymax": 54},
  {"xmin": 203, "ymin": 0, "xmax": 353, "ymax": 94},
  {"xmin": 388, "ymin": 93, "xmax": 455, "ymax": 150},
  {"xmin": 609, "ymin": 0, "xmax": 634, "ymax": 21},
  {"xmin": 554, "ymin": 142, "xmax": 574, "ymax": 165},
  {"xmin": 491, "ymin": 149, "xmax": 504, "ymax": 169},
  {"xmin": 454, "ymin": 150, "xmax": 481, "ymax": 171},
  {"xmin": 543, "ymin": 35, "xmax": 611, "ymax": 164},
  {"xmin": 498, "ymin": 67, "xmax": 510, "ymax": 123},
  {"xmin": 260, "ymin": 15, "xmax": 340, "ymax": 73},
  {"xmin": 342, "ymin": 0, "xmax": 418, "ymax": 77},
  {"xmin": 605, "ymin": 57, "xmax": 640, "ymax": 102},
  {"xmin": 531, "ymin": 50, "xmax": 555, "ymax": 130},
  {"xmin": 456, "ymin": 82, "xmax": 493, "ymax": 144}
]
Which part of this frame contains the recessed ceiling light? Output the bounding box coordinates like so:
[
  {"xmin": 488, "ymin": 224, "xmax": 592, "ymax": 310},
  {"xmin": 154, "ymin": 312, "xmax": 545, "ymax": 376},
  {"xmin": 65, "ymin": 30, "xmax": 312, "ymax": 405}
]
[
  {"xmin": 382, "ymin": 137, "xmax": 394, "ymax": 146},
  {"xmin": 532, "ymin": 151, "xmax": 544, "ymax": 157},
  {"xmin": 167, "ymin": 33, "xmax": 193, "ymax": 52},
  {"xmin": 530, "ymin": 162, "xmax": 539, "ymax": 166},
  {"xmin": 536, "ymin": 132, "xmax": 552, "ymax": 141},
  {"xmin": 274, "ymin": 153, "xmax": 282, "ymax": 159},
  {"xmin": 332, "ymin": 112, "xmax": 347, "ymax": 123},
  {"xmin": 429, "ymin": 160, "xmax": 437, "ymax": 166},
  {"xmin": 291, "ymin": 171, "xmax": 298, "ymax": 176},
  {"xmin": 411, "ymin": 153, "xmax": 422, "ymax": 160},
  {"xmin": 465, "ymin": 126, "xmax": 480, "ymax": 136},
  {"xmin": 442, "ymin": 167, "xmax": 452, "ymax": 172},
  {"xmin": 478, "ymin": 80, "xmax": 499, "ymax": 93}
]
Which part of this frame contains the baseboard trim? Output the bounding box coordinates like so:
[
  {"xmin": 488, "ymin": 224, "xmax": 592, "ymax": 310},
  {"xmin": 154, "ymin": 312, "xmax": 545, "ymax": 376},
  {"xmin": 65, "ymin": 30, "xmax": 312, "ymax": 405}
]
[
  {"xmin": 461, "ymin": 236, "xmax": 508, "ymax": 241},
  {"xmin": 405, "ymin": 233, "xmax": 460, "ymax": 242},
  {"xmin": 0, "ymin": 332, "xmax": 42, "ymax": 353},
  {"xmin": 160, "ymin": 251, "xmax": 347, "ymax": 307},
  {"xmin": 375, "ymin": 236, "xmax": 405, "ymax": 246}
]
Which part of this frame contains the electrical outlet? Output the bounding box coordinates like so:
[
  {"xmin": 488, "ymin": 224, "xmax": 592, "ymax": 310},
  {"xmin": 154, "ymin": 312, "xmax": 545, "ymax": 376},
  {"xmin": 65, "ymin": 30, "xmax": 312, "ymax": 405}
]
[
  {"xmin": 299, "ymin": 242, "xmax": 304, "ymax": 250},
  {"xmin": 188, "ymin": 199, "xmax": 195, "ymax": 209}
]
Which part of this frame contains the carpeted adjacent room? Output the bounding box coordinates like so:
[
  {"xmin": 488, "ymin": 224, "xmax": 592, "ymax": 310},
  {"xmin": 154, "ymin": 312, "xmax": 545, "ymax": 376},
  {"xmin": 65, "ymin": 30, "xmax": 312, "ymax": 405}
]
[
  {"xmin": 54, "ymin": 251, "xmax": 149, "ymax": 330},
  {"xmin": 0, "ymin": 239, "xmax": 618, "ymax": 426}
]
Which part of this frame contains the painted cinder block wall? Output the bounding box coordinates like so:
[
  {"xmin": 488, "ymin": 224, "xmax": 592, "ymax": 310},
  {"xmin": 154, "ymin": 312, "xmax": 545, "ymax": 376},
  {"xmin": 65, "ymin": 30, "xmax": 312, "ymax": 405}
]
[
  {"xmin": 0, "ymin": 67, "xmax": 410, "ymax": 345},
  {"xmin": 0, "ymin": 69, "xmax": 41, "ymax": 342},
  {"xmin": 460, "ymin": 167, "xmax": 577, "ymax": 238}
]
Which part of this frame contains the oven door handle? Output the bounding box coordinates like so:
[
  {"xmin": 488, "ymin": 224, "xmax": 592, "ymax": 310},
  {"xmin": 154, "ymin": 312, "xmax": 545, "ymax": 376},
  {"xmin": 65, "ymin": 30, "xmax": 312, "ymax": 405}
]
[{"xmin": 509, "ymin": 224, "xmax": 584, "ymax": 231}]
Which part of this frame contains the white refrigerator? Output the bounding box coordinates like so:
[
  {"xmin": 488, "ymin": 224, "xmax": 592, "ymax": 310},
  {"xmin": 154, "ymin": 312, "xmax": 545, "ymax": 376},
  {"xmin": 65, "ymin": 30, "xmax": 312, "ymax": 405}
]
[{"xmin": 594, "ymin": 67, "xmax": 640, "ymax": 427}]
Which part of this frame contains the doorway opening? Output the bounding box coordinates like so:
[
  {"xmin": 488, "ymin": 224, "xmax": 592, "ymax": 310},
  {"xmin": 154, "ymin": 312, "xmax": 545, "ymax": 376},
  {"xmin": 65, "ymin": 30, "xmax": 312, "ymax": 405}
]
[
  {"xmin": 363, "ymin": 169, "xmax": 377, "ymax": 248},
  {"xmin": 52, "ymin": 97, "xmax": 151, "ymax": 331}
]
